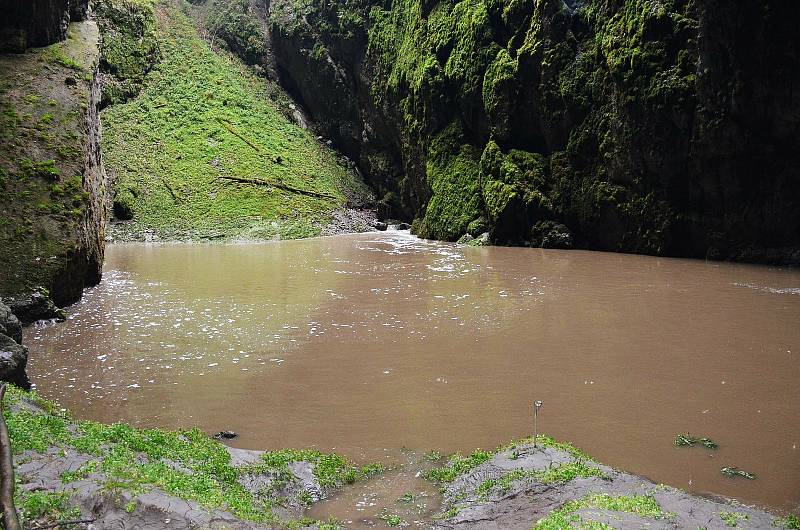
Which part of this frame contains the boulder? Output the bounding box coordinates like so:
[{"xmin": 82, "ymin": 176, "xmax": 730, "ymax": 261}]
[
  {"xmin": 7, "ymin": 288, "xmax": 67, "ymax": 325},
  {"xmin": 0, "ymin": 334, "xmax": 30, "ymax": 389},
  {"xmin": 0, "ymin": 299, "xmax": 23, "ymax": 344}
]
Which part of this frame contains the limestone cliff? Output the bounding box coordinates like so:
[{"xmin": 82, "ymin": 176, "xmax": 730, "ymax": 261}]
[
  {"xmin": 267, "ymin": 0, "xmax": 800, "ymax": 264},
  {"xmin": 0, "ymin": 17, "xmax": 108, "ymax": 307}
]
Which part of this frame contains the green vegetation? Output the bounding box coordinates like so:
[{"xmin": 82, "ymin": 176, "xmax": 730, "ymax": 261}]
[
  {"xmin": 397, "ymin": 491, "xmax": 414, "ymax": 503},
  {"xmin": 241, "ymin": 448, "xmax": 385, "ymax": 490},
  {"xmin": 719, "ymin": 511, "xmax": 749, "ymax": 527},
  {"xmin": 416, "ymin": 123, "xmax": 484, "ymax": 241},
  {"xmin": 0, "ymin": 17, "xmax": 101, "ymax": 300},
  {"xmin": 425, "ymin": 435, "xmax": 594, "ymax": 484},
  {"xmin": 533, "ymin": 493, "xmax": 670, "ymax": 529},
  {"xmin": 476, "ymin": 461, "xmax": 607, "ymax": 499},
  {"xmin": 205, "ymin": 0, "xmax": 268, "ymax": 65},
  {"xmin": 424, "ymin": 448, "xmax": 492, "ymax": 482},
  {"xmin": 776, "ymin": 514, "xmax": 800, "ymax": 529},
  {"xmin": 423, "ymin": 450, "xmax": 442, "ymax": 461},
  {"xmin": 102, "ymin": 0, "xmax": 369, "ymax": 241},
  {"xmin": 267, "ymin": 0, "xmax": 735, "ymax": 254},
  {"xmin": 16, "ymin": 490, "xmax": 82, "ymax": 527},
  {"xmin": 675, "ymin": 433, "xmax": 718, "ymax": 449},
  {"xmin": 3, "ymin": 384, "xmax": 378, "ymax": 525},
  {"xmin": 379, "ymin": 509, "xmax": 405, "ymax": 527},
  {"xmin": 95, "ymin": 0, "xmax": 160, "ymax": 105}
]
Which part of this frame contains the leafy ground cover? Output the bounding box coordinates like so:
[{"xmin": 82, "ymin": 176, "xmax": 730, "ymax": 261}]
[{"xmin": 102, "ymin": 0, "xmax": 371, "ymax": 241}]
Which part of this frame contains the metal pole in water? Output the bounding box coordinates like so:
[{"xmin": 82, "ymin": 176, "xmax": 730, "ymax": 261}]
[{"xmin": 533, "ymin": 400, "xmax": 543, "ymax": 448}]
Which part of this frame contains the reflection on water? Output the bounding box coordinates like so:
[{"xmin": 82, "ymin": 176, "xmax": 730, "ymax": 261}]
[{"xmin": 25, "ymin": 230, "xmax": 800, "ymax": 513}]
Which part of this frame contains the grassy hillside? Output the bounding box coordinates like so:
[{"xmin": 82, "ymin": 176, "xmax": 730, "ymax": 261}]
[{"xmin": 101, "ymin": 0, "xmax": 372, "ymax": 241}]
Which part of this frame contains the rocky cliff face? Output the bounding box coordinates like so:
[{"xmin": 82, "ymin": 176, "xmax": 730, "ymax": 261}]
[
  {"xmin": 0, "ymin": 19, "xmax": 108, "ymax": 307},
  {"xmin": 268, "ymin": 0, "xmax": 800, "ymax": 264},
  {"xmin": 0, "ymin": 0, "xmax": 89, "ymax": 52}
]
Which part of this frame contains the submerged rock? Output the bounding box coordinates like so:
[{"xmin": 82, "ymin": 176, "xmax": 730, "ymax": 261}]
[
  {"xmin": 214, "ymin": 430, "xmax": 238, "ymax": 439},
  {"xmin": 458, "ymin": 232, "xmax": 490, "ymax": 247}
]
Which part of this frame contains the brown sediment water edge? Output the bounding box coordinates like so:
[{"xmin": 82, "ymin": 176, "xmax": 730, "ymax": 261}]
[{"xmin": 24, "ymin": 230, "xmax": 800, "ymax": 515}]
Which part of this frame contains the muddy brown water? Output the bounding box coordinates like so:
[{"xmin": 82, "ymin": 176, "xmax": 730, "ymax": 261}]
[{"xmin": 25, "ymin": 230, "xmax": 800, "ymax": 516}]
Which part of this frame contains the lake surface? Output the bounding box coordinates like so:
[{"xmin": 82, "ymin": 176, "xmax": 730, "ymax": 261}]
[{"xmin": 25, "ymin": 230, "xmax": 800, "ymax": 513}]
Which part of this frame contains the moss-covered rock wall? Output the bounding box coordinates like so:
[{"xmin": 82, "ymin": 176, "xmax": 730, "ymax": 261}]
[
  {"xmin": 0, "ymin": 19, "xmax": 108, "ymax": 306},
  {"xmin": 0, "ymin": 0, "xmax": 90, "ymax": 52},
  {"xmin": 268, "ymin": 0, "xmax": 800, "ymax": 264}
]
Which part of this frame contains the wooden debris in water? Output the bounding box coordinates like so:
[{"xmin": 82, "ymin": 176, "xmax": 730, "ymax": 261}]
[
  {"xmin": 720, "ymin": 466, "xmax": 756, "ymax": 479},
  {"xmin": 674, "ymin": 433, "xmax": 718, "ymax": 449}
]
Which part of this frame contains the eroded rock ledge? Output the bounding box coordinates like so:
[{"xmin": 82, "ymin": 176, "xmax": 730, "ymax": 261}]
[{"xmin": 3, "ymin": 386, "xmax": 793, "ymax": 529}]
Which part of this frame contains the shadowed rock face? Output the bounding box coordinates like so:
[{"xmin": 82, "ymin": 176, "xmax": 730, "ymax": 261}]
[
  {"xmin": 0, "ymin": 300, "xmax": 29, "ymax": 388},
  {"xmin": 267, "ymin": 0, "xmax": 800, "ymax": 264},
  {"xmin": 0, "ymin": 19, "xmax": 107, "ymax": 308},
  {"xmin": 0, "ymin": 0, "xmax": 89, "ymax": 52}
]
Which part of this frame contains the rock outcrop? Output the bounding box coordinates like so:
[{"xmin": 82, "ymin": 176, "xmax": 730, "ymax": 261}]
[
  {"xmin": 0, "ymin": 17, "xmax": 108, "ymax": 307},
  {"xmin": 0, "ymin": 0, "xmax": 90, "ymax": 52},
  {"xmin": 268, "ymin": 0, "xmax": 800, "ymax": 264},
  {"xmin": 0, "ymin": 300, "xmax": 29, "ymax": 388},
  {"xmin": 430, "ymin": 440, "xmax": 779, "ymax": 529}
]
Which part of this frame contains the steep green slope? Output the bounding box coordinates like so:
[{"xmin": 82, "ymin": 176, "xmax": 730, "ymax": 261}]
[{"xmin": 101, "ymin": 0, "xmax": 372, "ymax": 241}]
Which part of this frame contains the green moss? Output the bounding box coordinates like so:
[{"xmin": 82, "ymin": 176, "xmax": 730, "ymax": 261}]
[
  {"xmin": 3, "ymin": 385, "xmax": 386, "ymax": 526},
  {"xmin": 533, "ymin": 493, "xmax": 669, "ymax": 529},
  {"xmin": 776, "ymin": 514, "xmax": 800, "ymax": 529},
  {"xmin": 112, "ymin": 188, "xmax": 136, "ymax": 220},
  {"xmin": 719, "ymin": 511, "xmax": 749, "ymax": 527},
  {"xmin": 483, "ymin": 48, "xmax": 518, "ymax": 137},
  {"xmin": 20, "ymin": 159, "xmax": 60, "ymax": 181},
  {"xmin": 416, "ymin": 122, "xmax": 483, "ymax": 241},
  {"xmin": 95, "ymin": 0, "xmax": 160, "ymax": 104},
  {"xmin": 205, "ymin": 0, "xmax": 268, "ymax": 64}
]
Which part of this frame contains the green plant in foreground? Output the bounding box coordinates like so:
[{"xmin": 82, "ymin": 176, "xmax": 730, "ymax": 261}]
[
  {"xmin": 476, "ymin": 461, "xmax": 607, "ymax": 499},
  {"xmin": 424, "ymin": 449, "xmax": 493, "ymax": 482},
  {"xmin": 2, "ymin": 385, "xmax": 376, "ymax": 524},
  {"xmin": 721, "ymin": 467, "xmax": 755, "ymax": 479},
  {"xmin": 719, "ymin": 511, "xmax": 749, "ymax": 527},
  {"xmin": 533, "ymin": 493, "xmax": 668, "ymax": 529},
  {"xmin": 397, "ymin": 491, "xmax": 414, "ymax": 503},
  {"xmin": 15, "ymin": 490, "xmax": 82, "ymax": 525},
  {"xmin": 423, "ymin": 450, "xmax": 442, "ymax": 461},
  {"xmin": 776, "ymin": 514, "xmax": 800, "ymax": 529},
  {"xmin": 379, "ymin": 509, "xmax": 405, "ymax": 527}
]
